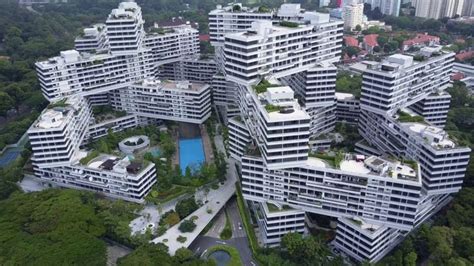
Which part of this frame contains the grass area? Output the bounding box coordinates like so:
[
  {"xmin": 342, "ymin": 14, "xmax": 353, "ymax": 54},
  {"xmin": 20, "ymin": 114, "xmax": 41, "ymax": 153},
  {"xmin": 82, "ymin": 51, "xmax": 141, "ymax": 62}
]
[
  {"xmin": 220, "ymin": 210, "xmax": 233, "ymax": 240},
  {"xmin": 265, "ymin": 104, "xmax": 281, "ymax": 113},
  {"xmin": 397, "ymin": 111, "xmax": 426, "ymax": 123},
  {"xmin": 145, "ymin": 185, "xmax": 194, "ymax": 204},
  {"xmin": 279, "ymin": 21, "xmax": 299, "ymax": 28},
  {"xmin": 309, "ymin": 153, "xmax": 336, "ymax": 167},
  {"xmin": 206, "ymin": 245, "xmax": 242, "ymax": 266},
  {"xmin": 252, "ymin": 79, "xmax": 279, "ymax": 94},
  {"xmin": 235, "ymin": 182, "xmax": 259, "ymax": 254},
  {"xmin": 79, "ymin": 150, "xmax": 100, "ymax": 165},
  {"xmin": 47, "ymin": 98, "xmax": 68, "ymax": 109},
  {"xmin": 266, "ymin": 202, "xmax": 280, "ymax": 212}
]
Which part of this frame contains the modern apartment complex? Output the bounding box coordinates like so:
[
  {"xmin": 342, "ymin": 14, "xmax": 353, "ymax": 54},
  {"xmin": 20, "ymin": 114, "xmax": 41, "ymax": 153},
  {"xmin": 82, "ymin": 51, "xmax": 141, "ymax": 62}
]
[
  {"xmin": 29, "ymin": 1, "xmax": 212, "ymax": 202},
  {"xmin": 225, "ymin": 7, "xmax": 470, "ymax": 261},
  {"xmin": 27, "ymin": 1, "xmax": 472, "ymax": 263}
]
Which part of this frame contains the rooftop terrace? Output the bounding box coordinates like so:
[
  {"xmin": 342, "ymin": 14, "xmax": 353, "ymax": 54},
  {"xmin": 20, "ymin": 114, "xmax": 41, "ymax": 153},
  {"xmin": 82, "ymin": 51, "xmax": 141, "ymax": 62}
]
[{"xmin": 307, "ymin": 152, "xmax": 419, "ymax": 182}]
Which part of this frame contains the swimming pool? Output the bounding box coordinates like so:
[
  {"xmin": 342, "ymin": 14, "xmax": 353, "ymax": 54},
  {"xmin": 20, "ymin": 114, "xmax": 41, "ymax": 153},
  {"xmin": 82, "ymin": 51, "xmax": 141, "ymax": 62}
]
[{"xmin": 179, "ymin": 138, "xmax": 205, "ymax": 174}]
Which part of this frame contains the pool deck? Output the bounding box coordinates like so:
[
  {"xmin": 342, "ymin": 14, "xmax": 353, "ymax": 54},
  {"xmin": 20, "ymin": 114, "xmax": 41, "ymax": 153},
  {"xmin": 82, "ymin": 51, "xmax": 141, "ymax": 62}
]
[
  {"xmin": 172, "ymin": 124, "xmax": 214, "ymax": 169},
  {"xmin": 200, "ymin": 125, "xmax": 214, "ymax": 163}
]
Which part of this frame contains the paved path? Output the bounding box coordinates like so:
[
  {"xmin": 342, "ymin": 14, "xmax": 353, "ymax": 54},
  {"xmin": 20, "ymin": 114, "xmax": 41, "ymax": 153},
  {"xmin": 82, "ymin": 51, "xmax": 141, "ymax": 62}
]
[
  {"xmin": 150, "ymin": 149, "xmax": 238, "ymax": 255},
  {"xmin": 205, "ymin": 208, "xmax": 226, "ymax": 238}
]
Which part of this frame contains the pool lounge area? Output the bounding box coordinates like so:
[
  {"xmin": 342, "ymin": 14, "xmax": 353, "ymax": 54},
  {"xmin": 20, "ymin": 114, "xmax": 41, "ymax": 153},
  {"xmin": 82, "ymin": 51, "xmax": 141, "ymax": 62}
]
[{"xmin": 179, "ymin": 137, "xmax": 205, "ymax": 174}]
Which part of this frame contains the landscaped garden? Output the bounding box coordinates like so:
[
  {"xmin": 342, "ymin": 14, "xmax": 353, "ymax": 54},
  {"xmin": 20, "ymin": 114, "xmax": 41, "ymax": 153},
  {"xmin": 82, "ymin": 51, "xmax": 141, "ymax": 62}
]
[{"xmin": 206, "ymin": 245, "xmax": 242, "ymax": 266}]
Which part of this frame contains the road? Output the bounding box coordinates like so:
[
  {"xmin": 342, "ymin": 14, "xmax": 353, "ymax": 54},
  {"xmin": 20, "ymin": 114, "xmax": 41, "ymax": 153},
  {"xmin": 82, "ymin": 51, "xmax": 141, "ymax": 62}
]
[{"xmin": 189, "ymin": 197, "xmax": 256, "ymax": 266}]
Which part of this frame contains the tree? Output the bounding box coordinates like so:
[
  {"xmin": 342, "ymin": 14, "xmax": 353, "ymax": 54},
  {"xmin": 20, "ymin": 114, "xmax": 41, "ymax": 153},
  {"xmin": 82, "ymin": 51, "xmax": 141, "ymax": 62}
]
[
  {"xmin": 175, "ymin": 197, "xmax": 198, "ymax": 219},
  {"xmin": 426, "ymin": 226, "xmax": 454, "ymax": 263},
  {"xmin": 404, "ymin": 251, "xmax": 417, "ymax": 266},
  {"xmin": 346, "ymin": 46, "xmax": 360, "ymax": 57},
  {"xmin": 163, "ymin": 211, "xmax": 180, "ymax": 226},
  {"xmin": 355, "ymin": 24, "xmax": 362, "ymax": 31},
  {"xmin": 174, "ymin": 247, "xmax": 194, "ymax": 263},
  {"xmin": 0, "ymin": 91, "xmax": 14, "ymax": 116},
  {"xmin": 178, "ymin": 219, "xmax": 196, "ymax": 233}
]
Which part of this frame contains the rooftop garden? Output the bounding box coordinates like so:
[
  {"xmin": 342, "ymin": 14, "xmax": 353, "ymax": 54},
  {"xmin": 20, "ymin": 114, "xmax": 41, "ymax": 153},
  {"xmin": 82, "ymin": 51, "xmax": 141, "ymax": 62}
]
[
  {"xmin": 93, "ymin": 105, "xmax": 127, "ymax": 123},
  {"xmin": 252, "ymin": 78, "xmax": 279, "ymax": 94},
  {"xmin": 150, "ymin": 27, "xmax": 171, "ymax": 35},
  {"xmin": 266, "ymin": 202, "xmax": 279, "ymax": 212},
  {"xmin": 267, "ymin": 202, "xmax": 292, "ymax": 212},
  {"xmin": 349, "ymin": 218, "xmax": 363, "ymax": 226},
  {"xmin": 47, "ymin": 99, "xmax": 68, "ymax": 109},
  {"xmin": 309, "ymin": 151, "xmax": 344, "ymax": 168},
  {"xmin": 402, "ymin": 158, "xmax": 418, "ymax": 172},
  {"xmin": 413, "ymin": 55, "xmax": 426, "ymax": 62},
  {"xmin": 265, "ymin": 104, "xmax": 281, "ymax": 113},
  {"xmin": 79, "ymin": 150, "xmax": 100, "ymax": 165},
  {"xmin": 279, "ymin": 21, "xmax": 299, "ymax": 28},
  {"xmin": 258, "ymin": 6, "xmax": 270, "ymax": 13},
  {"xmin": 232, "ymin": 4, "xmax": 241, "ymax": 12},
  {"xmin": 397, "ymin": 110, "xmax": 426, "ymax": 123}
]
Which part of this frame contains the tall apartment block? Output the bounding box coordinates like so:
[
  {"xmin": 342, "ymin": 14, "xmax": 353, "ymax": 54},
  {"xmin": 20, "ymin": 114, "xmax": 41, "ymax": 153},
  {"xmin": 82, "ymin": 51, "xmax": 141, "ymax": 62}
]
[
  {"xmin": 226, "ymin": 14, "xmax": 470, "ymax": 263},
  {"xmin": 29, "ymin": 1, "xmax": 211, "ymax": 203},
  {"xmin": 208, "ymin": 3, "xmax": 343, "ymax": 124}
]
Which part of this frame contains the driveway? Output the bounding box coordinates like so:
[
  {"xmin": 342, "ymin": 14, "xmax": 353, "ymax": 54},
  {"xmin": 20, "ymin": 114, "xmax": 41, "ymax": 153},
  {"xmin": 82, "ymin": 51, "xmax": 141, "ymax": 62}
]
[{"xmin": 189, "ymin": 198, "xmax": 256, "ymax": 266}]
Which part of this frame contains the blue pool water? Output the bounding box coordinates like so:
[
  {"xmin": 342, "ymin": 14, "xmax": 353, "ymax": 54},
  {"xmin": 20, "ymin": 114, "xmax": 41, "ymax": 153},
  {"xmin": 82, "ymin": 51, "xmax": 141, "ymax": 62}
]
[{"xmin": 179, "ymin": 138, "xmax": 205, "ymax": 174}]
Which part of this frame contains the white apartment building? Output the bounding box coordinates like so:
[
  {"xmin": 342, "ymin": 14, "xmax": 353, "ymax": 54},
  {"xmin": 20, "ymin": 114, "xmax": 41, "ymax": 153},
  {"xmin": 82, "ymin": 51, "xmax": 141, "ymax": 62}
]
[
  {"xmin": 364, "ymin": 0, "xmax": 401, "ymax": 16},
  {"xmin": 208, "ymin": 3, "xmax": 273, "ymax": 47},
  {"xmin": 87, "ymin": 114, "xmax": 138, "ymax": 141},
  {"xmin": 224, "ymin": 20, "xmax": 343, "ymax": 85},
  {"xmin": 358, "ymin": 50, "xmax": 471, "ymax": 196},
  {"xmin": 157, "ymin": 55, "xmax": 217, "ymax": 83},
  {"xmin": 240, "ymin": 154, "xmax": 423, "ymax": 231},
  {"xmin": 410, "ymin": 91, "xmax": 451, "ymax": 128},
  {"xmin": 36, "ymin": 154, "xmax": 156, "ymax": 203},
  {"xmin": 415, "ymin": 0, "xmax": 465, "ymax": 19},
  {"xmin": 74, "ymin": 24, "xmax": 109, "ymax": 53},
  {"xmin": 335, "ymin": 92, "xmax": 360, "ymax": 124},
  {"xmin": 28, "ymin": 96, "xmax": 91, "ymax": 168},
  {"xmin": 282, "ymin": 62, "xmax": 339, "ymax": 135},
  {"xmin": 36, "ymin": 49, "xmax": 154, "ymax": 102},
  {"xmin": 343, "ymin": 2, "xmax": 364, "ymax": 30},
  {"xmin": 144, "ymin": 25, "xmax": 200, "ymax": 66},
  {"xmin": 27, "ymin": 95, "xmax": 156, "ymax": 202},
  {"xmin": 105, "ymin": 1, "xmax": 145, "ymax": 55},
  {"xmin": 110, "ymin": 78, "xmax": 212, "ymax": 124},
  {"xmin": 334, "ymin": 217, "xmax": 402, "ymax": 262},
  {"xmin": 252, "ymin": 201, "xmax": 306, "ymax": 247},
  {"xmin": 37, "ymin": 2, "xmax": 200, "ymax": 103}
]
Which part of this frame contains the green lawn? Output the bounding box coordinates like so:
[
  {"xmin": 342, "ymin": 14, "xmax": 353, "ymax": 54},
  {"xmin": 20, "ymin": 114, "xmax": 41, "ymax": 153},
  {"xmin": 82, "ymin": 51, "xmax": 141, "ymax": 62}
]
[
  {"xmin": 145, "ymin": 185, "xmax": 193, "ymax": 204},
  {"xmin": 206, "ymin": 245, "xmax": 242, "ymax": 266}
]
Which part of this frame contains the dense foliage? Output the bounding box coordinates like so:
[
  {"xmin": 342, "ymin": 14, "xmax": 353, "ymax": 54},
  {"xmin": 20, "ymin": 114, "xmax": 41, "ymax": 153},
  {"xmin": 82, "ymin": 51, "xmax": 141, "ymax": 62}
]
[
  {"xmin": 335, "ymin": 72, "xmax": 362, "ymax": 98},
  {"xmin": 0, "ymin": 189, "xmax": 143, "ymax": 265},
  {"xmin": 118, "ymin": 244, "xmax": 213, "ymax": 266}
]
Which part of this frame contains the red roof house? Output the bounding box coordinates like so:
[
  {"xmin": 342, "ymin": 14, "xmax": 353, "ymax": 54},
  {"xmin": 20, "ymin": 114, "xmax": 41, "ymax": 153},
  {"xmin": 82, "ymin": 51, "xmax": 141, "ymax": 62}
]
[
  {"xmin": 455, "ymin": 51, "xmax": 474, "ymax": 61},
  {"xmin": 402, "ymin": 33, "xmax": 440, "ymax": 51},
  {"xmin": 199, "ymin": 34, "xmax": 210, "ymax": 42},
  {"xmin": 363, "ymin": 34, "xmax": 379, "ymax": 54},
  {"xmin": 344, "ymin": 36, "xmax": 359, "ymax": 47}
]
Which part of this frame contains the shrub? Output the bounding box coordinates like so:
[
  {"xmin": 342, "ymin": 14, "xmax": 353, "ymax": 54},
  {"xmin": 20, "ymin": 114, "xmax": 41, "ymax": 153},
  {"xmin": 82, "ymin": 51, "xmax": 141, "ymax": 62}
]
[
  {"xmin": 159, "ymin": 210, "xmax": 180, "ymax": 226},
  {"xmin": 176, "ymin": 197, "xmax": 198, "ymax": 219},
  {"xmin": 177, "ymin": 235, "xmax": 187, "ymax": 243},
  {"xmin": 178, "ymin": 219, "xmax": 196, "ymax": 233}
]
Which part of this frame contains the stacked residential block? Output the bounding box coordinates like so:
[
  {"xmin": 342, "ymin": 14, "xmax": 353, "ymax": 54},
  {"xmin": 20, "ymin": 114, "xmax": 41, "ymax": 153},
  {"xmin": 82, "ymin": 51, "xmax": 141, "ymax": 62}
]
[
  {"xmin": 224, "ymin": 4, "xmax": 470, "ymax": 263},
  {"xmin": 27, "ymin": 1, "xmax": 471, "ymax": 262},
  {"xmin": 29, "ymin": 1, "xmax": 214, "ymax": 202}
]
